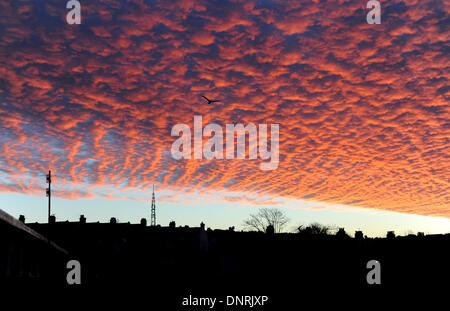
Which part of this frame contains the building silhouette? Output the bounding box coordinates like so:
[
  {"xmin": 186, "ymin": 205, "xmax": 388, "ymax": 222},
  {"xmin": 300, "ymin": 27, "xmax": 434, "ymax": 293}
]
[{"xmin": 1, "ymin": 209, "xmax": 449, "ymax": 305}]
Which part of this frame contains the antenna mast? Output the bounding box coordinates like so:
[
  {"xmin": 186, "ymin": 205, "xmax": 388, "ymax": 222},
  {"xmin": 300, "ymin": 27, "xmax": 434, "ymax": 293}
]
[
  {"xmin": 46, "ymin": 170, "xmax": 51, "ymax": 224},
  {"xmin": 151, "ymin": 184, "xmax": 156, "ymax": 226}
]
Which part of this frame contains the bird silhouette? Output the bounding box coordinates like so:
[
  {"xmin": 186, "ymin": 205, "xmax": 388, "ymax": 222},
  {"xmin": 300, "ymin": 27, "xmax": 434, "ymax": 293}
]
[{"xmin": 202, "ymin": 96, "xmax": 220, "ymax": 104}]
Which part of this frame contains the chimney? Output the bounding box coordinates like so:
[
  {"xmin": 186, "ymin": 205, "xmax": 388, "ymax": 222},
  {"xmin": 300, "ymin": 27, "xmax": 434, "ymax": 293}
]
[
  {"xmin": 354, "ymin": 231, "xmax": 363, "ymax": 240},
  {"xmin": 80, "ymin": 215, "xmax": 86, "ymax": 224},
  {"xmin": 169, "ymin": 221, "xmax": 176, "ymax": 228},
  {"xmin": 200, "ymin": 222, "xmax": 205, "ymax": 231},
  {"xmin": 49, "ymin": 215, "xmax": 56, "ymax": 224},
  {"xmin": 19, "ymin": 215, "xmax": 25, "ymax": 223},
  {"xmin": 140, "ymin": 218, "xmax": 147, "ymax": 226},
  {"xmin": 386, "ymin": 231, "xmax": 395, "ymax": 239},
  {"xmin": 266, "ymin": 225, "xmax": 275, "ymax": 235},
  {"xmin": 110, "ymin": 217, "xmax": 117, "ymax": 224},
  {"xmin": 336, "ymin": 228, "xmax": 349, "ymax": 238}
]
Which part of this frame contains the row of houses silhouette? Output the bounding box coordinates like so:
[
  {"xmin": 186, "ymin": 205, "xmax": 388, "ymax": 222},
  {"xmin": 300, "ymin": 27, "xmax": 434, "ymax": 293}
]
[
  {"xmin": 2, "ymin": 209, "xmax": 449, "ymax": 305},
  {"xmin": 19, "ymin": 214, "xmax": 426, "ymax": 238}
]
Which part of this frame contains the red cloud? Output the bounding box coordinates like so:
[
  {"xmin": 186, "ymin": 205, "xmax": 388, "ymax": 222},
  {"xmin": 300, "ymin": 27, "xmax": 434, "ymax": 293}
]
[{"xmin": 0, "ymin": 0, "xmax": 448, "ymax": 217}]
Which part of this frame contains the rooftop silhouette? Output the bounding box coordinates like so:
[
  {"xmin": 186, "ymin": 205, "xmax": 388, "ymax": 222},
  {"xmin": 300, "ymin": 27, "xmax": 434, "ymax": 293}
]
[{"xmin": 2, "ymin": 210, "xmax": 448, "ymax": 294}]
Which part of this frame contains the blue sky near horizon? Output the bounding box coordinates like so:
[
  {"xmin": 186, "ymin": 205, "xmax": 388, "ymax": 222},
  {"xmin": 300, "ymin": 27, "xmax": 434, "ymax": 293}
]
[{"xmin": 1, "ymin": 192, "xmax": 449, "ymax": 237}]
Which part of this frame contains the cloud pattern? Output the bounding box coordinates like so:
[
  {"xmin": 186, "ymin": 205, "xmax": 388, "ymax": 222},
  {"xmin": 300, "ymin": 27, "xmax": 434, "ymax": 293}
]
[{"xmin": 0, "ymin": 0, "xmax": 449, "ymax": 217}]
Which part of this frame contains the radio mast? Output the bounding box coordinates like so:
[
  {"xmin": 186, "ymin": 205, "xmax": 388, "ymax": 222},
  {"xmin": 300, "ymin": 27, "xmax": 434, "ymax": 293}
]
[{"xmin": 151, "ymin": 184, "xmax": 156, "ymax": 226}]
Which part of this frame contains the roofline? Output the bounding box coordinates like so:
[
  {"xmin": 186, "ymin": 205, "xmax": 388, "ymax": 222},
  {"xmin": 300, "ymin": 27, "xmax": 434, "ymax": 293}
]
[{"xmin": 0, "ymin": 209, "xmax": 68, "ymax": 255}]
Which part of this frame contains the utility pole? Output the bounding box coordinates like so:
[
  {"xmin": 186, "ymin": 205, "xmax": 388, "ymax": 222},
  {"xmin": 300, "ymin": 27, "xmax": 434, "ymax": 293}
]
[
  {"xmin": 45, "ymin": 170, "xmax": 52, "ymax": 285},
  {"xmin": 46, "ymin": 170, "xmax": 51, "ymax": 224},
  {"xmin": 151, "ymin": 184, "xmax": 156, "ymax": 226}
]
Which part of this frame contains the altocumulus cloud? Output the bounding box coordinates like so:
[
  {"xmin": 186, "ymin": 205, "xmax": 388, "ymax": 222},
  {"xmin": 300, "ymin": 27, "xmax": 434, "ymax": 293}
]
[{"xmin": 0, "ymin": 0, "xmax": 448, "ymax": 217}]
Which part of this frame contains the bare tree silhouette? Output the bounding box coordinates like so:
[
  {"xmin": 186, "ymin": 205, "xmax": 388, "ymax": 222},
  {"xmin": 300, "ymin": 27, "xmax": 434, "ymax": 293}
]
[
  {"xmin": 298, "ymin": 222, "xmax": 331, "ymax": 235},
  {"xmin": 243, "ymin": 208, "xmax": 290, "ymax": 233}
]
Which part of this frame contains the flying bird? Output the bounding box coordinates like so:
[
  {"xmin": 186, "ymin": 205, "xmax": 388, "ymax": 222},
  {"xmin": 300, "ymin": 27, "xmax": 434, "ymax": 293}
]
[{"xmin": 202, "ymin": 96, "xmax": 220, "ymax": 104}]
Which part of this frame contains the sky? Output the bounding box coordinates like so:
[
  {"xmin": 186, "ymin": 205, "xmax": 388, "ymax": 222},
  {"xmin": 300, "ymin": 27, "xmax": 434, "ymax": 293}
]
[{"xmin": 0, "ymin": 0, "xmax": 449, "ymax": 236}]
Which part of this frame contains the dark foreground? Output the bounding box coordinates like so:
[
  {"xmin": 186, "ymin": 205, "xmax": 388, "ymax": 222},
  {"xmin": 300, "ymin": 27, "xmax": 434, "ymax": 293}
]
[{"xmin": 1, "ymin": 214, "xmax": 449, "ymax": 308}]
